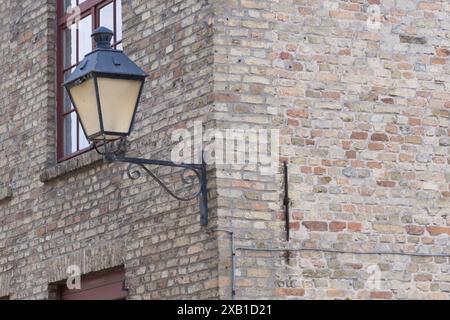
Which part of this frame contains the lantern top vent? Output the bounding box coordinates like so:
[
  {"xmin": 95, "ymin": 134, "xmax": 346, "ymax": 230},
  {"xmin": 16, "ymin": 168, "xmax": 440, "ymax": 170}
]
[{"xmin": 92, "ymin": 27, "xmax": 114, "ymax": 49}]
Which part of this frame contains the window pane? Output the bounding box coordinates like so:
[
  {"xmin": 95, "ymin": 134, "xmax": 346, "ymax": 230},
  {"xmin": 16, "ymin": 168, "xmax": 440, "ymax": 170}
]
[
  {"xmin": 63, "ymin": 25, "xmax": 77, "ymax": 68},
  {"xmin": 64, "ymin": 0, "xmax": 77, "ymax": 13},
  {"xmin": 63, "ymin": 71, "xmax": 74, "ymax": 112},
  {"xmin": 63, "ymin": 90, "xmax": 73, "ymax": 113},
  {"xmin": 79, "ymin": 15, "xmax": 92, "ymax": 59},
  {"xmin": 79, "ymin": 121, "xmax": 90, "ymax": 150},
  {"xmin": 99, "ymin": 2, "xmax": 114, "ymax": 34},
  {"xmin": 116, "ymin": 0, "xmax": 123, "ymax": 41},
  {"xmin": 64, "ymin": 112, "xmax": 78, "ymax": 156}
]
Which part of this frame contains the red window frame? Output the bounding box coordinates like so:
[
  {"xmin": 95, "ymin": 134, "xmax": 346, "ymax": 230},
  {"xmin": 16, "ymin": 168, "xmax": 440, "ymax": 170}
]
[{"xmin": 56, "ymin": 0, "xmax": 122, "ymax": 162}]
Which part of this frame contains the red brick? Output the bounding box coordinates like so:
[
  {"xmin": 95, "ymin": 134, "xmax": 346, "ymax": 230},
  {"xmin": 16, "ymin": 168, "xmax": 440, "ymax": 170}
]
[
  {"xmin": 344, "ymin": 263, "xmax": 363, "ymax": 270},
  {"xmin": 301, "ymin": 166, "xmax": 312, "ymax": 174},
  {"xmin": 232, "ymin": 180, "xmax": 253, "ymax": 189},
  {"xmin": 381, "ymin": 98, "xmax": 394, "ymax": 104},
  {"xmin": 19, "ymin": 30, "xmax": 33, "ymax": 44},
  {"xmin": 276, "ymin": 288, "xmax": 305, "ymax": 297},
  {"xmin": 419, "ymin": 2, "xmax": 442, "ymax": 11},
  {"xmin": 370, "ymin": 291, "xmax": 393, "ymax": 299},
  {"xmin": 427, "ymin": 226, "xmax": 450, "ymax": 236},
  {"xmin": 303, "ymin": 221, "xmax": 328, "ymax": 231},
  {"xmin": 399, "ymin": 154, "xmax": 414, "ymax": 162},
  {"xmin": 342, "ymin": 141, "xmax": 352, "ymax": 150},
  {"xmin": 385, "ymin": 124, "xmax": 398, "ymax": 134},
  {"xmin": 340, "ymin": 3, "xmax": 360, "ymax": 12},
  {"xmin": 323, "ymin": 91, "xmax": 341, "ymax": 100},
  {"xmin": 406, "ymin": 225, "xmax": 425, "ymax": 236},
  {"xmin": 289, "ymin": 222, "xmax": 300, "ymax": 231},
  {"xmin": 339, "ymin": 48, "xmax": 351, "ymax": 56},
  {"xmin": 16, "ymin": 212, "xmax": 25, "ymax": 221},
  {"xmin": 280, "ymin": 52, "xmax": 292, "ymax": 60},
  {"xmin": 369, "ymin": 143, "xmax": 384, "ymax": 151},
  {"xmin": 431, "ymin": 58, "xmax": 446, "ymax": 65},
  {"xmin": 292, "ymin": 62, "xmax": 303, "ymax": 71},
  {"xmin": 371, "ymin": 133, "xmax": 389, "ymax": 142},
  {"xmin": 346, "ymin": 151, "xmax": 357, "ymax": 159},
  {"xmin": 329, "ymin": 10, "xmax": 354, "ymax": 20},
  {"xmin": 327, "ymin": 289, "xmax": 345, "ymax": 298},
  {"xmin": 343, "ymin": 204, "xmax": 356, "ymax": 214},
  {"xmin": 330, "ymin": 221, "xmax": 346, "ymax": 232},
  {"xmin": 287, "ymin": 44, "xmax": 298, "ymax": 52},
  {"xmin": 351, "ymin": 160, "xmax": 364, "ymax": 168},
  {"xmin": 436, "ymin": 48, "xmax": 450, "ymax": 57},
  {"xmin": 213, "ymin": 93, "xmax": 240, "ymax": 102},
  {"xmin": 313, "ymin": 167, "xmax": 326, "ymax": 175},
  {"xmin": 398, "ymin": 63, "xmax": 412, "ymax": 70},
  {"xmin": 377, "ymin": 180, "xmax": 396, "ymax": 188},
  {"xmin": 348, "ymin": 223, "xmax": 362, "ymax": 232},
  {"xmin": 351, "ymin": 132, "xmax": 368, "ymax": 140},
  {"xmin": 36, "ymin": 227, "xmax": 46, "ymax": 237},
  {"xmin": 367, "ymin": 161, "xmax": 382, "ymax": 169},
  {"xmin": 298, "ymin": 7, "xmax": 312, "ymax": 16},
  {"xmin": 408, "ymin": 118, "xmax": 421, "ymax": 126},
  {"xmin": 287, "ymin": 109, "xmax": 309, "ymax": 118},
  {"xmin": 292, "ymin": 212, "xmax": 304, "ymax": 220},
  {"xmin": 252, "ymin": 203, "xmax": 268, "ymax": 210},
  {"xmin": 414, "ymin": 274, "xmax": 432, "ymax": 282}
]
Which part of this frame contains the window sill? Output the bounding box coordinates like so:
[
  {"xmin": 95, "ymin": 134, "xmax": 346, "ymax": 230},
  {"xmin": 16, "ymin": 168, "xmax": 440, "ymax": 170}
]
[
  {"xmin": 40, "ymin": 151, "xmax": 104, "ymax": 183},
  {"xmin": 0, "ymin": 186, "xmax": 12, "ymax": 202}
]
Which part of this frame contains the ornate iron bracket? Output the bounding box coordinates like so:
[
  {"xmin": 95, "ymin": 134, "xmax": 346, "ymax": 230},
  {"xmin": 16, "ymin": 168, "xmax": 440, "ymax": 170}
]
[{"xmin": 104, "ymin": 152, "xmax": 209, "ymax": 226}]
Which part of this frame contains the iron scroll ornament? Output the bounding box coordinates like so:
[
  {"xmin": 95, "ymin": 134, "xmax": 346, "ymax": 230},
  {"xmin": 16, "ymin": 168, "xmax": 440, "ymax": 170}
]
[
  {"xmin": 126, "ymin": 161, "xmax": 203, "ymax": 201},
  {"xmin": 103, "ymin": 152, "xmax": 209, "ymax": 226}
]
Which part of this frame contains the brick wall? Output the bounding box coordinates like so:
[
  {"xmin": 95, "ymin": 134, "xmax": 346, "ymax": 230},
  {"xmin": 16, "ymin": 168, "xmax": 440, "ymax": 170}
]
[
  {"xmin": 213, "ymin": 0, "xmax": 450, "ymax": 300},
  {"xmin": 0, "ymin": 0, "xmax": 219, "ymax": 300},
  {"xmin": 0, "ymin": 0, "xmax": 450, "ymax": 300}
]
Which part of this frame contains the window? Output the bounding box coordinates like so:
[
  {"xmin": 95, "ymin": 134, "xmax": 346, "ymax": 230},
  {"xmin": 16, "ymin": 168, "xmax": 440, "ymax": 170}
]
[
  {"xmin": 58, "ymin": 267, "xmax": 128, "ymax": 300},
  {"xmin": 57, "ymin": 0, "xmax": 123, "ymax": 162}
]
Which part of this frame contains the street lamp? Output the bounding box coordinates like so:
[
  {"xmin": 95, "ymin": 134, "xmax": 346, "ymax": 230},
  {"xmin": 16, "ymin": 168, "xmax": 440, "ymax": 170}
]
[
  {"xmin": 65, "ymin": 27, "xmax": 146, "ymax": 142},
  {"xmin": 64, "ymin": 27, "xmax": 208, "ymax": 226}
]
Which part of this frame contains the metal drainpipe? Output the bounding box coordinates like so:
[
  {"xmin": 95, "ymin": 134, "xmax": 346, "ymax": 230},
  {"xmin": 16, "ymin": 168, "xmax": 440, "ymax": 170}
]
[
  {"xmin": 210, "ymin": 229, "xmax": 236, "ymax": 300},
  {"xmin": 284, "ymin": 162, "xmax": 290, "ymax": 242}
]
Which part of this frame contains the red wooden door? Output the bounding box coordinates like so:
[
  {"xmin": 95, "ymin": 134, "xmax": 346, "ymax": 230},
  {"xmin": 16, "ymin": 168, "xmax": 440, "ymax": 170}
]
[{"xmin": 60, "ymin": 268, "xmax": 128, "ymax": 300}]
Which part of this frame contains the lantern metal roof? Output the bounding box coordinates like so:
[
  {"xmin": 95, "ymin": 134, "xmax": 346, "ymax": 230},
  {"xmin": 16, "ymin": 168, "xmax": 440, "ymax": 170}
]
[{"xmin": 64, "ymin": 27, "xmax": 148, "ymax": 87}]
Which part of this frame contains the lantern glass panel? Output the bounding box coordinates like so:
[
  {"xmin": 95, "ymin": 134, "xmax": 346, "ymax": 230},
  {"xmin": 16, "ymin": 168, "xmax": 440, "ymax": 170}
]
[
  {"xmin": 97, "ymin": 77, "xmax": 142, "ymax": 137},
  {"xmin": 68, "ymin": 78, "xmax": 100, "ymax": 139}
]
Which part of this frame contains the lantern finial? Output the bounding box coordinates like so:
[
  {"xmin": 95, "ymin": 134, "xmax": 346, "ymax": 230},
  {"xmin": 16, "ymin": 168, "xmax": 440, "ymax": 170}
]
[{"xmin": 92, "ymin": 27, "xmax": 114, "ymax": 49}]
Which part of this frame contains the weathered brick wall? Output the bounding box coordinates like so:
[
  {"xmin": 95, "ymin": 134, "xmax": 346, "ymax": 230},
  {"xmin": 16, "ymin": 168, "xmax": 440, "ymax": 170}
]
[
  {"xmin": 213, "ymin": 0, "xmax": 450, "ymax": 300},
  {"xmin": 0, "ymin": 0, "xmax": 219, "ymax": 299},
  {"xmin": 1, "ymin": 0, "xmax": 450, "ymax": 300},
  {"xmin": 0, "ymin": 0, "xmax": 57, "ymax": 298}
]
